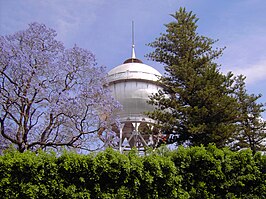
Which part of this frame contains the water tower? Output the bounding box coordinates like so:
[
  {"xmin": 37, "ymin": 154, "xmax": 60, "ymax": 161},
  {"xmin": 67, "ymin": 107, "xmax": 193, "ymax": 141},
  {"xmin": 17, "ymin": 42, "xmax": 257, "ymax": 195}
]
[{"xmin": 107, "ymin": 39, "xmax": 163, "ymax": 152}]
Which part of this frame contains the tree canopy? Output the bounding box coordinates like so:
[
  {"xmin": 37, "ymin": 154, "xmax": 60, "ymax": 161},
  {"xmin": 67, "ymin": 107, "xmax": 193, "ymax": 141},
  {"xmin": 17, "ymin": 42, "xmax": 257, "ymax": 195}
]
[
  {"xmin": 147, "ymin": 7, "xmax": 265, "ymax": 150},
  {"xmin": 0, "ymin": 23, "xmax": 121, "ymax": 153},
  {"xmin": 232, "ymin": 75, "xmax": 266, "ymax": 154}
]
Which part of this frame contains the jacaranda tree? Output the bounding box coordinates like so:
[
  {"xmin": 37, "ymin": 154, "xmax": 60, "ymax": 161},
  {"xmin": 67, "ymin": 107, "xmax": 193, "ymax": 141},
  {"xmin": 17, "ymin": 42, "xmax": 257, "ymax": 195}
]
[{"xmin": 0, "ymin": 22, "xmax": 121, "ymax": 153}]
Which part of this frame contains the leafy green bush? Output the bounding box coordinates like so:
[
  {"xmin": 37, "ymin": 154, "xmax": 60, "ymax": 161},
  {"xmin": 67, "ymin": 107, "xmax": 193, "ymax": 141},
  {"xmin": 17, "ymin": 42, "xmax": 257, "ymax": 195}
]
[
  {"xmin": 0, "ymin": 146, "xmax": 265, "ymax": 198},
  {"xmin": 167, "ymin": 145, "xmax": 266, "ymax": 198},
  {"xmin": 0, "ymin": 149, "xmax": 59, "ymax": 199}
]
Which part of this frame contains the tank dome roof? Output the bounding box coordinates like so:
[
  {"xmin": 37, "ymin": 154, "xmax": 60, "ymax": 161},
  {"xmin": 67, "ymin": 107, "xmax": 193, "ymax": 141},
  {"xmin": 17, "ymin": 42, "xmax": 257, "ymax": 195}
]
[{"xmin": 108, "ymin": 61, "xmax": 161, "ymax": 83}]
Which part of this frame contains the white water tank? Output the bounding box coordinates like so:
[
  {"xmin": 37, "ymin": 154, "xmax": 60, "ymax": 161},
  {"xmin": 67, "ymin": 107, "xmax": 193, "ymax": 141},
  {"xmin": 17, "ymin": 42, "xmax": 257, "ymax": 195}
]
[
  {"xmin": 107, "ymin": 57, "xmax": 162, "ymax": 149},
  {"xmin": 108, "ymin": 57, "xmax": 161, "ymax": 122}
]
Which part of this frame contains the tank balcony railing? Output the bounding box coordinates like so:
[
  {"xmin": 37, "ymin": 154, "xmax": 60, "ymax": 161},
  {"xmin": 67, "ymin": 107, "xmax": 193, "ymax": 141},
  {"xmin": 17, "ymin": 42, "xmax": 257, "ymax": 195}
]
[
  {"xmin": 119, "ymin": 113, "xmax": 156, "ymax": 123},
  {"xmin": 108, "ymin": 70, "xmax": 159, "ymax": 82}
]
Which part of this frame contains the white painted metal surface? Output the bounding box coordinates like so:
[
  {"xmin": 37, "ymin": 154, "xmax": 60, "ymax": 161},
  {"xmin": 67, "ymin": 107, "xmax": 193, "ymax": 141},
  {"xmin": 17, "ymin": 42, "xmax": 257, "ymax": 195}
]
[{"xmin": 107, "ymin": 59, "xmax": 163, "ymax": 151}]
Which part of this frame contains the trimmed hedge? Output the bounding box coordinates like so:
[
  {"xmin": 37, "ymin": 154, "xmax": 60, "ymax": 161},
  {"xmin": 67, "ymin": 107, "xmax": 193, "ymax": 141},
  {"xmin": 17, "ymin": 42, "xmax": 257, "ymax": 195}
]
[{"xmin": 0, "ymin": 146, "xmax": 265, "ymax": 198}]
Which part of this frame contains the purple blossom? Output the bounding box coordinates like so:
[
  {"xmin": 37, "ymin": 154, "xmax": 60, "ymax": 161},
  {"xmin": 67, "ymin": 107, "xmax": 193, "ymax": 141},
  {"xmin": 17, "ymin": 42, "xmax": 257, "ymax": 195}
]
[{"xmin": 0, "ymin": 22, "xmax": 122, "ymax": 152}]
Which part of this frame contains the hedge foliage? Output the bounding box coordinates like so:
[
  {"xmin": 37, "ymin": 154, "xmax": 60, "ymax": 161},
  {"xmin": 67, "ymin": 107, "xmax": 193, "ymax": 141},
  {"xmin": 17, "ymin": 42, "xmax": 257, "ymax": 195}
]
[{"xmin": 0, "ymin": 145, "xmax": 265, "ymax": 198}]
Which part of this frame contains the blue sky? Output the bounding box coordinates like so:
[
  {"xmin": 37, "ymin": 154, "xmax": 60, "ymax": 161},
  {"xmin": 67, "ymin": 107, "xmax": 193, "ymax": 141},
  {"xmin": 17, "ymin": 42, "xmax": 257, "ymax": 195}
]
[{"xmin": 1, "ymin": 0, "xmax": 266, "ymax": 117}]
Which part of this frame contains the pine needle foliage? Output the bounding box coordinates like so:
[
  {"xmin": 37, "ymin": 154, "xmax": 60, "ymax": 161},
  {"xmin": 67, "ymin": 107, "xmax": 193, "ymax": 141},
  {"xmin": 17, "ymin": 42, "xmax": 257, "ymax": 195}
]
[
  {"xmin": 147, "ymin": 7, "xmax": 240, "ymax": 148},
  {"xmin": 232, "ymin": 75, "xmax": 266, "ymax": 154}
]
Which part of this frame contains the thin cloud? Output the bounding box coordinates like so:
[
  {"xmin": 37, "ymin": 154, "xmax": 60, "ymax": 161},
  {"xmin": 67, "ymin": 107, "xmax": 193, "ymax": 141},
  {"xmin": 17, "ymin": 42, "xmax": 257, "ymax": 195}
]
[
  {"xmin": 233, "ymin": 60, "xmax": 266, "ymax": 84},
  {"xmin": 0, "ymin": 0, "xmax": 105, "ymax": 44}
]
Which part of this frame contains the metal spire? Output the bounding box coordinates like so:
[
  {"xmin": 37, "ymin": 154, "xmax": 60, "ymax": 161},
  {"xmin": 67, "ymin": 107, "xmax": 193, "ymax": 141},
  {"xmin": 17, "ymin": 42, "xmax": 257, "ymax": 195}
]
[
  {"xmin": 131, "ymin": 21, "xmax": 136, "ymax": 59},
  {"xmin": 123, "ymin": 21, "xmax": 142, "ymax": 64}
]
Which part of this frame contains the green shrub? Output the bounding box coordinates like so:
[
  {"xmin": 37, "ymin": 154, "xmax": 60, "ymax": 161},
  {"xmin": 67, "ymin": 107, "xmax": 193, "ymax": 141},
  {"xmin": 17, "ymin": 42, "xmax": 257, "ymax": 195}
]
[{"xmin": 0, "ymin": 146, "xmax": 265, "ymax": 198}]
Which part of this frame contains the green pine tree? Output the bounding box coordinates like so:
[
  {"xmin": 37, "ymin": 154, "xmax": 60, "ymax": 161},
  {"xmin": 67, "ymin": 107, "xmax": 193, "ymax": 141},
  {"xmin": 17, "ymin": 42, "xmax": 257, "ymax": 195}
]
[
  {"xmin": 232, "ymin": 75, "xmax": 266, "ymax": 154},
  {"xmin": 147, "ymin": 7, "xmax": 240, "ymax": 148}
]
